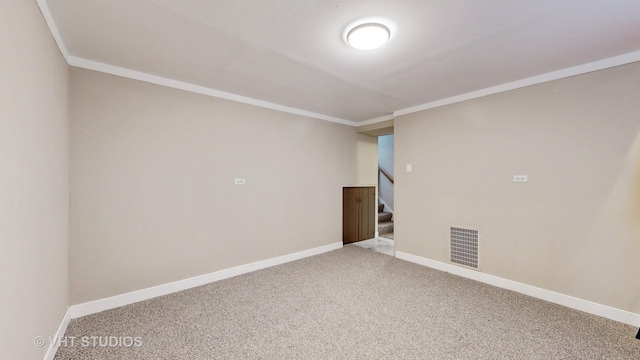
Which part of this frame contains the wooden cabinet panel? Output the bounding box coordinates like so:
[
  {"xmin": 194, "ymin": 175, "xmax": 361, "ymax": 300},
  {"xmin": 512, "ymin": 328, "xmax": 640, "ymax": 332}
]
[
  {"xmin": 343, "ymin": 187, "xmax": 375, "ymax": 244},
  {"xmin": 342, "ymin": 188, "xmax": 358, "ymax": 244}
]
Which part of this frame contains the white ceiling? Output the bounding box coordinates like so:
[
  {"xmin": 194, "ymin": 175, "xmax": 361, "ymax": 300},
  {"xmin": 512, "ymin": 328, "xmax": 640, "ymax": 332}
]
[{"xmin": 43, "ymin": 0, "xmax": 640, "ymax": 123}]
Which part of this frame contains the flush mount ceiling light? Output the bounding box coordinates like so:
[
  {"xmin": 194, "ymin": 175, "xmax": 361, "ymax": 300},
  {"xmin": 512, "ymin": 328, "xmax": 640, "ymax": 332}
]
[{"xmin": 346, "ymin": 23, "xmax": 390, "ymax": 50}]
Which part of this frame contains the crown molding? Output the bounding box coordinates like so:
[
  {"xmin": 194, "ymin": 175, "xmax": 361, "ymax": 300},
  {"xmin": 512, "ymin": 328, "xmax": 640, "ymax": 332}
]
[
  {"xmin": 36, "ymin": 0, "xmax": 640, "ymax": 128},
  {"xmin": 68, "ymin": 57, "xmax": 356, "ymax": 126},
  {"xmin": 36, "ymin": 0, "xmax": 356, "ymax": 126},
  {"xmin": 354, "ymin": 114, "xmax": 395, "ymax": 126},
  {"xmin": 394, "ymin": 50, "xmax": 640, "ymax": 118},
  {"xmin": 36, "ymin": 0, "xmax": 70, "ymax": 62}
]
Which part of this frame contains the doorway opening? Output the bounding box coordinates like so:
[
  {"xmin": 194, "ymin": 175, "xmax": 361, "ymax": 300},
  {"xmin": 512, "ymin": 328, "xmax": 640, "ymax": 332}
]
[
  {"xmin": 349, "ymin": 121, "xmax": 394, "ymax": 256},
  {"xmin": 377, "ymin": 134, "xmax": 394, "ymax": 242}
]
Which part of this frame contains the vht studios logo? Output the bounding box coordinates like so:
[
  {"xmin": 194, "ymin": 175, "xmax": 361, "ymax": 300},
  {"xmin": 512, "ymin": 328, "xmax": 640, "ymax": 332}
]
[{"xmin": 34, "ymin": 336, "xmax": 143, "ymax": 348}]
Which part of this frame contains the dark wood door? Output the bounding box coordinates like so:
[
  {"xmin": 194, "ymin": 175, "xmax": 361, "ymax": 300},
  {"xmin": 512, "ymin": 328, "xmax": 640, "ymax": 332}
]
[{"xmin": 343, "ymin": 187, "xmax": 375, "ymax": 244}]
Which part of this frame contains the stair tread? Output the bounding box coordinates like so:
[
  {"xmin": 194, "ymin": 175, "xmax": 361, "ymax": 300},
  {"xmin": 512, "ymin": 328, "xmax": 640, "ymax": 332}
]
[
  {"xmin": 378, "ymin": 221, "xmax": 394, "ymax": 235},
  {"xmin": 378, "ymin": 211, "xmax": 392, "ymax": 223}
]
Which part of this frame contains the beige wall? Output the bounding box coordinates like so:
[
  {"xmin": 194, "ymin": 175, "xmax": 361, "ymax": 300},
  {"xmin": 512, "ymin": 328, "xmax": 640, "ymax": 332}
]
[
  {"xmin": 69, "ymin": 68, "xmax": 358, "ymax": 304},
  {"xmin": 395, "ymin": 62, "xmax": 640, "ymax": 314},
  {"xmin": 0, "ymin": 1, "xmax": 70, "ymax": 358},
  {"xmin": 355, "ymin": 134, "xmax": 379, "ymax": 233},
  {"xmin": 356, "ymin": 134, "xmax": 378, "ymax": 186}
]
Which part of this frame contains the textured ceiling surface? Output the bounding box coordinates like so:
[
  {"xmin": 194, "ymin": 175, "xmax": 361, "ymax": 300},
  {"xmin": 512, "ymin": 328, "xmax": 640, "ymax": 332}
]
[{"xmin": 46, "ymin": 0, "xmax": 640, "ymax": 122}]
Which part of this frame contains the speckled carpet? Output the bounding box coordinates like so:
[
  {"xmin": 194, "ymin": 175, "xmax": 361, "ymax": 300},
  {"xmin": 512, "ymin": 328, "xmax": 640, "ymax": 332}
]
[{"xmin": 54, "ymin": 246, "xmax": 640, "ymax": 359}]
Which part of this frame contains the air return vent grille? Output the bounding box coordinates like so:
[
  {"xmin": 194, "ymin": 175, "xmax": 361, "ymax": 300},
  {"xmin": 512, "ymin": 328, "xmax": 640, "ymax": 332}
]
[{"xmin": 450, "ymin": 227, "xmax": 478, "ymax": 268}]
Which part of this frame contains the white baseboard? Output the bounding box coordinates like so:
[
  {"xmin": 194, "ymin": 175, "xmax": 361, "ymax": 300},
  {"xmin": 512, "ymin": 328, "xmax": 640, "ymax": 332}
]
[
  {"xmin": 395, "ymin": 251, "xmax": 640, "ymax": 328},
  {"xmin": 43, "ymin": 308, "xmax": 71, "ymax": 360},
  {"xmin": 70, "ymin": 242, "xmax": 343, "ymax": 319}
]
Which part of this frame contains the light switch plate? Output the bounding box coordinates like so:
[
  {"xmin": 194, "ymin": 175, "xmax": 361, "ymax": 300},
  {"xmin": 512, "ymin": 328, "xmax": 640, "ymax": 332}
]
[
  {"xmin": 234, "ymin": 178, "xmax": 246, "ymax": 185},
  {"xmin": 406, "ymin": 164, "xmax": 412, "ymax": 173}
]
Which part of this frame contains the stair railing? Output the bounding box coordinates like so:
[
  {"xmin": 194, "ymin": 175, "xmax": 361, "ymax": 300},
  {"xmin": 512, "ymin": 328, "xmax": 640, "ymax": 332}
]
[{"xmin": 378, "ymin": 167, "xmax": 394, "ymax": 184}]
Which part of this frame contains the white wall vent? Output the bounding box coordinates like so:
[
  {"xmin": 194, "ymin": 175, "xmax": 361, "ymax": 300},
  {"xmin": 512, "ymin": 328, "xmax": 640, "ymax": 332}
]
[{"xmin": 450, "ymin": 227, "xmax": 478, "ymax": 268}]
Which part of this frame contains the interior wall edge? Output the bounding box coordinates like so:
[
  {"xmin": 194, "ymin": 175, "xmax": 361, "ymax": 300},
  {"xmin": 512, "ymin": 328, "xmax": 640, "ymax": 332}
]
[
  {"xmin": 36, "ymin": 0, "xmax": 640, "ymax": 130},
  {"xmin": 69, "ymin": 242, "xmax": 343, "ymax": 319},
  {"xmin": 393, "ymin": 51, "xmax": 640, "ymax": 118},
  {"xmin": 42, "ymin": 309, "xmax": 71, "ymax": 360},
  {"xmin": 35, "ymin": 0, "xmax": 70, "ymax": 61},
  {"xmin": 67, "ymin": 56, "xmax": 356, "ymax": 126},
  {"xmin": 395, "ymin": 251, "xmax": 640, "ymax": 328}
]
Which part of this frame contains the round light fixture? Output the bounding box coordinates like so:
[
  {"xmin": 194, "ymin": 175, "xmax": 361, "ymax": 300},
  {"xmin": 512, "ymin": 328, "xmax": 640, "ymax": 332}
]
[{"xmin": 346, "ymin": 23, "xmax": 390, "ymax": 50}]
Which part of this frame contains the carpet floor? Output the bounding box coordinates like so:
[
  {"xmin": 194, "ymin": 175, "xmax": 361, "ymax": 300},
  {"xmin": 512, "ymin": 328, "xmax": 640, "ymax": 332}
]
[{"xmin": 54, "ymin": 246, "xmax": 640, "ymax": 359}]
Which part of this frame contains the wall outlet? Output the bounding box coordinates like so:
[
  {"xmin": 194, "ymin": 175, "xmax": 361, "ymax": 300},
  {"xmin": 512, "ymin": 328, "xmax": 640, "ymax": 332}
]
[
  {"xmin": 513, "ymin": 175, "xmax": 528, "ymax": 183},
  {"xmin": 234, "ymin": 178, "xmax": 246, "ymax": 185}
]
